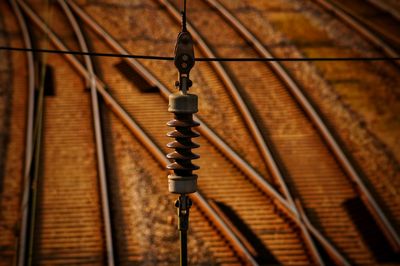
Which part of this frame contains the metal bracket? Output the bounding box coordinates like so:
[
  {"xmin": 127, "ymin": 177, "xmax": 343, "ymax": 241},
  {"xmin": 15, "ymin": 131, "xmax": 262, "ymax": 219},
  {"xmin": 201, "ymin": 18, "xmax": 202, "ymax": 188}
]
[
  {"xmin": 176, "ymin": 195, "xmax": 192, "ymax": 231},
  {"xmin": 174, "ymin": 13, "xmax": 195, "ymax": 93}
]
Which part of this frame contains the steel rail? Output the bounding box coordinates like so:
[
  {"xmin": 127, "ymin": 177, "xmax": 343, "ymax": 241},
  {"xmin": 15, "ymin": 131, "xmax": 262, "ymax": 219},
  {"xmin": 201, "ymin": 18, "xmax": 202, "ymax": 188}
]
[
  {"xmin": 9, "ymin": 1, "xmax": 36, "ymax": 265},
  {"xmin": 312, "ymin": 0, "xmax": 400, "ymax": 67},
  {"xmin": 367, "ymin": 0, "xmax": 400, "ymax": 22},
  {"xmin": 65, "ymin": 2, "xmax": 350, "ymax": 264},
  {"xmin": 25, "ymin": 71, "xmax": 44, "ymax": 266},
  {"xmin": 15, "ymin": 2, "xmax": 258, "ymax": 264},
  {"xmin": 204, "ymin": 0, "xmax": 400, "ymax": 253},
  {"xmin": 156, "ymin": 0, "xmax": 298, "ymax": 214},
  {"xmin": 295, "ymin": 200, "xmax": 350, "ymax": 266},
  {"xmin": 58, "ymin": 1, "xmax": 115, "ymax": 265},
  {"xmin": 294, "ymin": 201, "xmax": 325, "ymax": 266}
]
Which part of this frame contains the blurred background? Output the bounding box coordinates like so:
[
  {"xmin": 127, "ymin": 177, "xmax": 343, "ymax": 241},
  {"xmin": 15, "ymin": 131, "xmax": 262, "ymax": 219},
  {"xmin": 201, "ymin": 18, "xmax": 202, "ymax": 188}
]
[{"xmin": 0, "ymin": 0, "xmax": 399, "ymax": 265}]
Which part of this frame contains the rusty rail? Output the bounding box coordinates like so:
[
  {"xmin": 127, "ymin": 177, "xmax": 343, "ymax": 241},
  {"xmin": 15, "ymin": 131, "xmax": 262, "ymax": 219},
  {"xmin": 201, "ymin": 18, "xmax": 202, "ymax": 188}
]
[
  {"xmin": 313, "ymin": 0, "xmax": 400, "ymax": 67},
  {"xmin": 9, "ymin": 1, "xmax": 36, "ymax": 265},
  {"xmin": 17, "ymin": 2, "xmax": 258, "ymax": 264},
  {"xmin": 367, "ymin": 0, "xmax": 400, "ymax": 21},
  {"xmin": 58, "ymin": 1, "xmax": 115, "ymax": 265},
  {"xmin": 296, "ymin": 200, "xmax": 349, "ymax": 266}
]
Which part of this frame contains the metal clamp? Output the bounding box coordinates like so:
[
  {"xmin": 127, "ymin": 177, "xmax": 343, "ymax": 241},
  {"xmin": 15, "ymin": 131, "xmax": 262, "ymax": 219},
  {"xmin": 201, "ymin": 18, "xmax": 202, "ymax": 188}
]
[{"xmin": 174, "ymin": 7, "xmax": 195, "ymax": 94}]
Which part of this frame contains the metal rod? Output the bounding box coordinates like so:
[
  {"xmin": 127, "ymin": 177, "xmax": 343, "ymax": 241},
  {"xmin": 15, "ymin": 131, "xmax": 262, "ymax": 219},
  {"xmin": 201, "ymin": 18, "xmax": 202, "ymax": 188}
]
[
  {"xmin": 176, "ymin": 195, "xmax": 192, "ymax": 266},
  {"xmin": 180, "ymin": 228, "xmax": 187, "ymax": 266},
  {"xmin": 182, "ymin": 0, "xmax": 187, "ymax": 31}
]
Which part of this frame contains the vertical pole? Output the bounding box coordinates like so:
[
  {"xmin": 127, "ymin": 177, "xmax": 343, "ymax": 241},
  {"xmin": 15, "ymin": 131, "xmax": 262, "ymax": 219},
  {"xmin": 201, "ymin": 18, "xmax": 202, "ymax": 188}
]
[
  {"xmin": 180, "ymin": 226, "xmax": 187, "ymax": 266},
  {"xmin": 176, "ymin": 195, "xmax": 192, "ymax": 266}
]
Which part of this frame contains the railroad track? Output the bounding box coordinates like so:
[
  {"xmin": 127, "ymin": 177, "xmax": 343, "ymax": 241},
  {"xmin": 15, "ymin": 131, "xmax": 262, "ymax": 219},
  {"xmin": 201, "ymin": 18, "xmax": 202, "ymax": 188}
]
[
  {"xmin": 223, "ymin": 0, "xmax": 400, "ymax": 185},
  {"xmin": 223, "ymin": 0, "xmax": 400, "ymax": 235},
  {"xmin": 165, "ymin": 0, "xmax": 400, "ymax": 264},
  {"xmin": 0, "ymin": 1, "xmax": 32, "ymax": 265},
  {"xmin": 367, "ymin": 0, "xmax": 400, "ymax": 22},
  {"xmin": 313, "ymin": 0, "xmax": 400, "ymax": 59},
  {"xmin": 11, "ymin": 1, "xmax": 113, "ymax": 265}
]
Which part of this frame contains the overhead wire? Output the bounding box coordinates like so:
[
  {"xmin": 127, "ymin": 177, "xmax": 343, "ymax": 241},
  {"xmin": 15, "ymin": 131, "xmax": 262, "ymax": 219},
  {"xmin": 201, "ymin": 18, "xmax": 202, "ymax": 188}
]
[{"xmin": 0, "ymin": 46, "xmax": 399, "ymax": 62}]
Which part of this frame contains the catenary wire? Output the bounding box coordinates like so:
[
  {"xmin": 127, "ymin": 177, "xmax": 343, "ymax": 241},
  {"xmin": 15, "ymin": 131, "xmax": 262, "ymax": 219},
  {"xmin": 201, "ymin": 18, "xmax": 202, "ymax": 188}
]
[{"xmin": 1, "ymin": 46, "xmax": 399, "ymax": 62}]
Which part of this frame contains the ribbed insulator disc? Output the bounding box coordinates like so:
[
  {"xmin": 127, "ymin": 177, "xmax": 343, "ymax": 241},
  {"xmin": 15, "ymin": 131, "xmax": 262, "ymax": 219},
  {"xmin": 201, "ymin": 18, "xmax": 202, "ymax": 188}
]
[
  {"xmin": 167, "ymin": 162, "xmax": 200, "ymax": 171},
  {"xmin": 167, "ymin": 130, "xmax": 200, "ymax": 138},
  {"xmin": 167, "ymin": 119, "xmax": 200, "ymax": 127},
  {"xmin": 167, "ymin": 151, "xmax": 200, "ymax": 160},
  {"xmin": 167, "ymin": 140, "xmax": 200, "ymax": 149}
]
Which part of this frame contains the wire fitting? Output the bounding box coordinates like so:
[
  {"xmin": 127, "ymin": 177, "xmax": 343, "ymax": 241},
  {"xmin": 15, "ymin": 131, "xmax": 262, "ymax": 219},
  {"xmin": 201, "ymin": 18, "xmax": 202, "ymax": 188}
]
[{"xmin": 174, "ymin": 2, "xmax": 195, "ymax": 94}]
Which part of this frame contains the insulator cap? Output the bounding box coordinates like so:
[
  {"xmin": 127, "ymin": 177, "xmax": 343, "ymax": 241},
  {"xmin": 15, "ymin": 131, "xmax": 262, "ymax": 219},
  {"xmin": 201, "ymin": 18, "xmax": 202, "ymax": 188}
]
[
  {"xmin": 168, "ymin": 92, "xmax": 198, "ymax": 114},
  {"xmin": 168, "ymin": 174, "xmax": 197, "ymax": 194}
]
